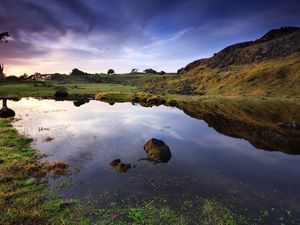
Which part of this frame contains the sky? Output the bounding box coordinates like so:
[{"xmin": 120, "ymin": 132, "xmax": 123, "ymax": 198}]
[{"xmin": 0, "ymin": 0, "xmax": 299, "ymax": 76}]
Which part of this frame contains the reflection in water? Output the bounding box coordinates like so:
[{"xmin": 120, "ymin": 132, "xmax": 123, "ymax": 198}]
[
  {"xmin": 110, "ymin": 138, "xmax": 172, "ymax": 172},
  {"xmin": 7, "ymin": 98, "xmax": 300, "ymax": 222},
  {"xmin": 73, "ymin": 98, "xmax": 90, "ymax": 107},
  {"xmin": 178, "ymin": 101, "xmax": 300, "ymax": 154},
  {"xmin": 0, "ymin": 98, "xmax": 15, "ymax": 118}
]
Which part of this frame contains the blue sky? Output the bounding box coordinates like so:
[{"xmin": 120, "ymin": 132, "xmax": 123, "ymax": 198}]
[{"xmin": 0, "ymin": 0, "xmax": 299, "ymax": 75}]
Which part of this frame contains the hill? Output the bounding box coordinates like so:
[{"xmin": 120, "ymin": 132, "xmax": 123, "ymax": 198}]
[{"xmin": 145, "ymin": 27, "xmax": 300, "ymax": 97}]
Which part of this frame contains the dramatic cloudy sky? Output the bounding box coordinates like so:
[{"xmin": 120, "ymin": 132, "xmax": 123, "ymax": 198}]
[{"xmin": 0, "ymin": 0, "xmax": 299, "ymax": 75}]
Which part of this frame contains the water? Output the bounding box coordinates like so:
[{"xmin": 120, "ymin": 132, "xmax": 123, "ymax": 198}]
[{"xmin": 6, "ymin": 98, "xmax": 300, "ymax": 222}]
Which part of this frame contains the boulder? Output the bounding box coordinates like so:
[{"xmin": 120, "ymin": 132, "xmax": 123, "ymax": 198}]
[
  {"xmin": 143, "ymin": 138, "xmax": 172, "ymax": 163},
  {"xmin": 54, "ymin": 88, "xmax": 68, "ymax": 98}
]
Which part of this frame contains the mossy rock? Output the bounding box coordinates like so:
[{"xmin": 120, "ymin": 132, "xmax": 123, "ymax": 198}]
[
  {"xmin": 110, "ymin": 159, "xmax": 131, "ymax": 172},
  {"xmin": 143, "ymin": 138, "xmax": 172, "ymax": 163}
]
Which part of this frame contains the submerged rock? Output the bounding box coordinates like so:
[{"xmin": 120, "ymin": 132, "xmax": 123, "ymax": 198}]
[
  {"xmin": 54, "ymin": 88, "xmax": 68, "ymax": 99},
  {"xmin": 110, "ymin": 159, "xmax": 131, "ymax": 173},
  {"xmin": 143, "ymin": 138, "xmax": 172, "ymax": 163}
]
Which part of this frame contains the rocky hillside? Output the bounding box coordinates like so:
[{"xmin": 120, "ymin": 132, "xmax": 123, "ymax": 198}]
[
  {"xmin": 145, "ymin": 27, "xmax": 300, "ymax": 97},
  {"xmin": 185, "ymin": 27, "xmax": 300, "ymax": 71}
]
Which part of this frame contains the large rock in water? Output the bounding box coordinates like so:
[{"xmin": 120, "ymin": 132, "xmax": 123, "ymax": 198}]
[
  {"xmin": 0, "ymin": 107, "xmax": 15, "ymax": 118},
  {"xmin": 143, "ymin": 138, "xmax": 172, "ymax": 163},
  {"xmin": 54, "ymin": 88, "xmax": 68, "ymax": 98}
]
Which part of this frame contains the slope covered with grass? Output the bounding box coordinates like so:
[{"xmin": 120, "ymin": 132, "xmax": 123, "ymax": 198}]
[{"xmin": 145, "ymin": 27, "xmax": 300, "ymax": 97}]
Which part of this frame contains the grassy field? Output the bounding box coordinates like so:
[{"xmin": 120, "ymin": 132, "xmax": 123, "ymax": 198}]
[
  {"xmin": 1, "ymin": 81, "xmax": 298, "ymax": 104},
  {"xmin": 0, "ymin": 82, "xmax": 137, "ymax": 98}
]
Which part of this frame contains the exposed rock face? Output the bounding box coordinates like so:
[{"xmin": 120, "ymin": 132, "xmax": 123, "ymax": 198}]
[
  {"xmin": 54, "ymin": 88, "xmax": 68, "ymax": 99},
  {"xmin": 184, "ymin": 27, "xmax": 300, "ymax": 71},
  {"xmin": 143, "ymin": 138, "xmax": 172, "ymax": 163}
]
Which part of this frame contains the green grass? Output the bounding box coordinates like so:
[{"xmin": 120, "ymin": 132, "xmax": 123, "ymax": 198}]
[
  {"xmin": 0, "ymin": 119, "xmax": 89, "ymax": 225},
  {"xmin": 0, "ymin": 82, "xmax": 137, "ymax": 98}
]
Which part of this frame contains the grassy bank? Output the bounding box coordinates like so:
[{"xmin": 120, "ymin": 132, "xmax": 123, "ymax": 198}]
[
  {"xmin": 0, "ymin": 118, "xmax": 242, "ymax": 225},
  {"xmin": 0, "ymin": 119, "xmax": 90, "ymax": 225}
]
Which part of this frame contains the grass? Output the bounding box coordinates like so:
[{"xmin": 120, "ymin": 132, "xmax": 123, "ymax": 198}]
[
  {"xmin": 0, "ymin": 82, "xmax": 137, "ymax": 98},
  {"xmin": 144, "ymin": 53, "xmax": 300, "ymax": 97},
  {"xmin": 78, "ymin": 198, "xmax": 240, "ymax": 225},
  {"xmin": 0, "ymin": 119, "xmax": 89, "ymax": 225},
  {"xmin": 0, "ymin": 71, "xmax": 299, "ymax": 224}
]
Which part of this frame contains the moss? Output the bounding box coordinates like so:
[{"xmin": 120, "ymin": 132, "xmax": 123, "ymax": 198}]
[
  {"xmin": 166, "ymin": 99, "xmax": 177, "ymax": 107},
  {"xmin": 95, "ymin": 92, "xmax": 132, "ymax": 103}
]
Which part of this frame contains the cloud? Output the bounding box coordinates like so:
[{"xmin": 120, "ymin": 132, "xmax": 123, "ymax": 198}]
[{"xmin": 0, "ymin": 0, "xmax": 299, "ymax": 75}]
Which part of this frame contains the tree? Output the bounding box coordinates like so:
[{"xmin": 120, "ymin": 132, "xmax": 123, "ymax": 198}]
[
  {"xmin": 159, "ymin": 71, "xmax": 166, "ymax": 75},
  {"xmin": 107, "ymin": 69, "xmax": 115, "ymax": 75},
  {"xmin": 143, "ymin": 68, "xmax": 157, "ymax": 74},
  {"xmin": 0, "ymin": 32, "xmax": 9, "ymax": 43},
  {"xmin": 70, "ymin": 68, "xmax": 87, "ymax": 76},
  {"xmin": 131, "ymin": 68, "xmax": 139, "ymax": 73},
  {"xmin": 0, "ymin": 63, "xmax": 4, "ymax": 79},
  {"xmin": 0, "ymin": 32, "xmax": 9, "ymax": 80}
]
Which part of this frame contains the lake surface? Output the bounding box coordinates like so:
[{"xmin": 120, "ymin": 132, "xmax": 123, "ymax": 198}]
[{"xmin": 6, "ymin": 98, "xmax": 300, "ymax": 223}]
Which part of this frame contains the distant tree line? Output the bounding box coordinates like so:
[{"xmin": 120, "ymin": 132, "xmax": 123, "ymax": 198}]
[{"xmin": 143, "ymin": 68, "xmax": 166, "ymax": 75}]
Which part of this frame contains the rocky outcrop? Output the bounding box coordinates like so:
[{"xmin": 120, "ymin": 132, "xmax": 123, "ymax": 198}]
[{"xmin": 184, "ymin": 27, "xmax": 300, "ymax": 71}]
